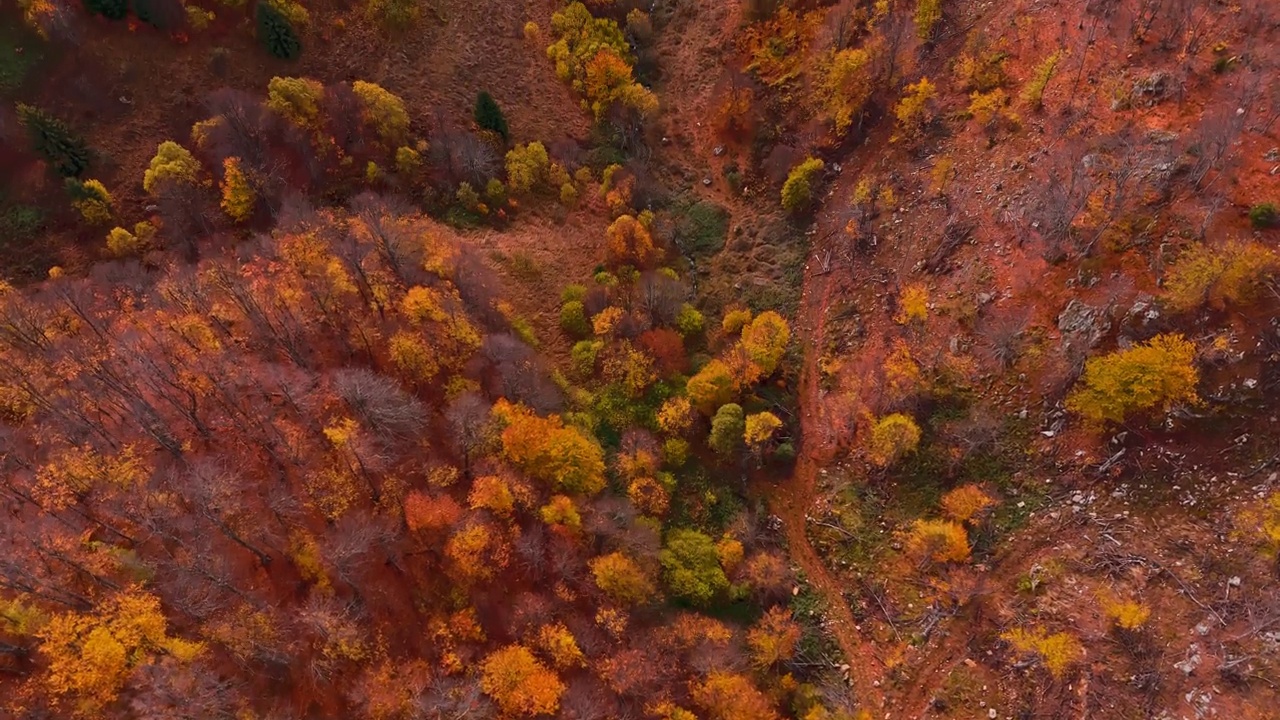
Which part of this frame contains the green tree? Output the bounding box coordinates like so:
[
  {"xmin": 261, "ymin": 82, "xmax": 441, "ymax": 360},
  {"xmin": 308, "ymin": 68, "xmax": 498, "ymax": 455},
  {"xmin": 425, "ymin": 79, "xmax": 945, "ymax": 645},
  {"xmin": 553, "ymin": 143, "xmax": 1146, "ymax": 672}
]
[
  {"xmin": 17, "ymin": 104, "xmax": 91, "ymax": 178},
  {"xmin": 85, "ymin": 0, "xmax": 128, "ymax": 20},
  {"xmin": 1066, "ymin": 334, "xmax": 1199, "ymax": 426},
  {"xmin": 475, "ymin": 91, "xmax": 510, "ymax": 142},
  {"xmin": 708, "ymin": 403, "xmax": 745, "ymax": 457},
  {"xmin": 257, "ymin": 2, "xmax": 302, "ymax": 60},
  {"xmin": 781, "ymin": 157, "xmax": 823, "ymax": 213},
  {"xmin": 560, "ymin": 300, "xmax": 590, "ymax": 337},
  {"xmin": 660, "ymin": 529, "xmax": 729, "ymax": 606}
]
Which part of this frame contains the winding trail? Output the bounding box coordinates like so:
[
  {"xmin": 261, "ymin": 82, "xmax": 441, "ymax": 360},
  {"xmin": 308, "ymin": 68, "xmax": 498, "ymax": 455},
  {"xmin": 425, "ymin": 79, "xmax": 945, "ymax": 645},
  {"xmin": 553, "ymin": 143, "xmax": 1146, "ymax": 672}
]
[{"xmin": 767, "ymin": 235, "xmax": 889, "ymax": 712}]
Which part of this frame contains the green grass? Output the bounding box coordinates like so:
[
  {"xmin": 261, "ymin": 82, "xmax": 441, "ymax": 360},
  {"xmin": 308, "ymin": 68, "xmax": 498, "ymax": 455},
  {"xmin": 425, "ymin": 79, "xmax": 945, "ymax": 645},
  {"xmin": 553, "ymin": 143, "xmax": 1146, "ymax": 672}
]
[
  {"xmin": 0, "ymin": 23, "xmax": 43, "ymax": 97},
  {"xmin": 672, "ymin": 199, "xmax": 729, "ymax": 261}
]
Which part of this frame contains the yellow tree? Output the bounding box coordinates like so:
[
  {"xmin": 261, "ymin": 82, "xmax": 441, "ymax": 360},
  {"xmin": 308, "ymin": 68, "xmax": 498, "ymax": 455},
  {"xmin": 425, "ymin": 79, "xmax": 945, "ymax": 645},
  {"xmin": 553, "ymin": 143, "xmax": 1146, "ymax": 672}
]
[
  {"xmin": 589, "ymin": 551, "xmax": 656, "ymax": 605},
  {"xmin": 352, "ymin": 81, "xmax": 410, "ymax": 143},
  {"xmin": 865, "ymin": 413, "xmax": 921, "ymax": 467},
  {"xmin": 220, "ymin": 157, "xmax": 256, "ymax": 222},
  {"xmin": 740, "ymin": 311, "xmax": 790, "ymax": 376},
  {"xmin": 37, "ymin": 589, "xmax": 203, "ymax": 714},
  {"xmin": 494, "ymin": 400, "xmax": 606, "ymax": 495},
  {"xmin": 605, "ymin": 214, "xmax": 659, "ymax": 268},
  {"xmin": 1066, "ymin": 334, "xmax": 1198, "ymax": 426},
  {"xmin": 266, "ymin": 76, "xmax": 325, "ymax": 127},
  {"xmin": 746, "ymin": 607, "xmax": 802, "ymax": 668},
  {"xmin": 143, "ymin": 141, "xmax": 200, "ymax": 194},
  {"xmin": 816, "ymin": 48, "xmax": 873, "ymax": 136},
  {"xmin": 686, "ymin": 359, "xmax": 735, "ymax": 415},
  {"xmin": 692, "ymin": 671, "xmax": 780, "ymax": 720},
  {"xmin": 480, "ymin": 645, "xmax": 565, "ymax": 716}
]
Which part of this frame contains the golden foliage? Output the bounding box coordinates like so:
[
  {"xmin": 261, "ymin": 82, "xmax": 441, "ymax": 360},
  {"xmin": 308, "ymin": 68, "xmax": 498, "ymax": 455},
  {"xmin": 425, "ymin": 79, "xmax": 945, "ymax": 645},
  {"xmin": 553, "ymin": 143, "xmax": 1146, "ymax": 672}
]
[
  {"xmin": 468, "ymin": 475, "xmax": 515, "ymax": 517},
  {"xmin": 1002, "ymin": 627, "xmax": 1082, "ymax": 678},
  {"xmin": 893, "ymin": 77, "xmax": 937, "ymax": 141},
  {"xmin": 628, "ymin": 476, "xmax": 670, "ymax": 517},
  {"xmin": 480, "ymin": 645, "xmax": 565, "ymax": 716},
  {"xmin": 1099, "ymin": 594, "xmax": 1151, "ymax": 630},
  {"xmin": 506, "ymin": 142, "xmax": 551, "ymax": 194},
  {"xmin": 866, "ymin": 413, "xmax": 920, "ymax": 467},
  {"xmin": 657, "ymin": 396, "xmax": 694, "ymax": 436},
  {"xmin": 905, "ymin": 519, "xmax": 970, "ymax": 564},
  {"xmin": 686, "ymin": 359, "xmax": 736, "ymax": 415},
  {"xmin": 590, "ymin": 551, "xmax": 656, "ymax": 605},
  {"xmin": 266, "ymin": 76, "xmax": 324, "ymax": 127},
  {"xmin": 896, "ymin": 283, "xmax": 928, "ymax": 324},
  {"xmin": 38, "ymin": 589, "xmax": 202, "ymax": 713},
  {"xmin": 741, "ymin": 311, "xmax": 790, "ymax": 376},
  {"xmin": 781, "ymin": 157, "xmax": 824, "ymax": 213},
  {"xmin": 495, "ymin": 400, "xmax": 606, "ymax": 495},
  {"xmin": 941, "ymin": 484, "xmax": 996, "ymax": 525},
  {"xmin": 1020, "ymin": 50, "xmax": 1064, "ymax": 108},
  {"xmin": 533, "ymin": 623, "xmax": 585, "ymax": 669},
  {"xmin": 539, "ymin": 495, "xmax": 582, "ymax": 530},
  {"xmin": 744, "ymin": 8, "xmax": 817, "ymax": 88},
  {"xmin": 1163, "ymin": 240, "xmax": 1280, "ymax": 312},
  {"xmin": 747, "ymin": 607, "xmax": 801, "ymax": 667},
  {"xmin": 815, "ymin": 47, "xmax": 873, "ymax": 135},
  {"xmin": 1066, "ymin": 334, "xmax": 1199, "ymax": 426},
  {"xmin": 220, "ymin": 157, "xmax": 256, "ymax": 222},
  {"xmin": 744, "ymin": 411, "xmax": 783, "ymax": 447},
  {"xmin": 605, "ymin": 214, "xmax": 659, "ymax": 268},
  {"xmin": 446, "ymin": 520, "xmax": 508, "ymax": 581},
  {"xmin": 692, "ymin": 671, "xmax": 780, "ymax": 720},
  {"xmin": 143, "ymin": 141, "xmax": 200, "ymax": 194},
  {"xmin": 351, "ymin": 81, "xmax": 410, "ymax": 143}
]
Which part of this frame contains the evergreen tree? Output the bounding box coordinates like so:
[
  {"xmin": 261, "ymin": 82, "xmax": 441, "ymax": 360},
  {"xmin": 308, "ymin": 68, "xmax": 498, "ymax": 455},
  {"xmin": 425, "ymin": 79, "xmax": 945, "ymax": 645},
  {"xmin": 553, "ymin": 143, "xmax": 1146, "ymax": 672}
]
[
  {"xmin": 257, "ymin": 2, "xmax": 302, "ymax": 60},
  {"xmin": 17, "ymin": 104, "xmax": 91, "ymax": 178},
  {"xmin": 474, "ymin": 91, "xmax": 509, "ymax": 142},
  {"xmin": 84, "ymin": 0, "xmax": 129, "ymax": 20},
  {"xmin": 132, "ymin": 0, "xmax": 186, "ymax": 29}
]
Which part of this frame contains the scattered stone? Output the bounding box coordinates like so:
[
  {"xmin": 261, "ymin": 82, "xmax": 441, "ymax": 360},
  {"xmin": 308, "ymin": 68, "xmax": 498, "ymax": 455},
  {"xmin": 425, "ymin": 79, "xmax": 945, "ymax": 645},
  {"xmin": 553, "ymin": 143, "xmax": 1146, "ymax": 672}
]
[
  {"xmin": 1058, "ymin": 299, "xmax": 1112, "ymax": 352},
  {"xmin": 989, "ymin": 710, "xmax": 998, "ymax": 719},
  {"xmin": 702, "ymin": 177, "xmax": 712, "ymax": 186}
]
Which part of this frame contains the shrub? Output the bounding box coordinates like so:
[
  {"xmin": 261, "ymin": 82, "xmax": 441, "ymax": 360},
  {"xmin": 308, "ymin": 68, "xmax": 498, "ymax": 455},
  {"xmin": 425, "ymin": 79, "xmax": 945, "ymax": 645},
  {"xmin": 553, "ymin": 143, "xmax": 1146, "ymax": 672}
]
[
  {"xmin": 781, "ymin": 157, "xmax": 823, "ymax": 213},
  {"xmin": 474, "ymin": 91, "xmax": 509, "ymax": 142},
  {"xmin": 106, "ymin": 227, "xmax": 141, "ymax": 256},
  {"xmin": 1021, "ymin": 50, "xmax": 1063, "ymax": 108},
  {"xmin": 1002, "ymin": 628, "xmax": 1082, "ymax": 678},
  {"xmin": 722, "ymin": 309, "xmax": 752, "ymax": 335},
  {"xmin": 352, "ymin": 81, "xmax": 410, "ymax": 143},
  {"xmin": 366, "ymin": 0, "xmax": 419, "ymax": 30},
  {"xmin": 17, "ymin": 104, "xmax": 90, "ymax": 178},
  {"xmin": 1065, "ymin": 334, "xmax": 1199, "ymax": 426},
  {"xmin": 65, "ymin": 179, "xmax": 113, "ymax": 225},
  {"xmin": 571, "ymin": 340, "xmax": 603, "ymax": 377},
  {"xmin": 905, "ymin": 519, "xmax": 970, "ymax": 564},
  {"xmin": 894, "ymin": 78, "xmax": 937, "ymax": 141},
  {"xmin": 143, "ymin": 141, "xmax": 200, "ymax": 194},
  {"xmin": 1250, "ymin": 202, "xmax": 1279, "ymax": 229},
  {"xmin": 895, "ymin": 284, "xmax": 928, "ymax": 324},
  {"xmin": 523, "ymin": 21, "xmax": 540, "ymax": 41},
  {"xmin": 560, "ymin": 301, "xmax": 591, "ymax": 338},
  {"xmin": 866, "ymin": 413, "xmax": 920, "ymax": 467},
  {"xmin": 940, "ymin": 484, "xmax": 996, "ymax": 525},
  {"xmin": 395, "ymin": 146, "xmax": 422, "ymax": 174},
  {"xmin": 675, "ymin": 304, "xmax": 705, "ymax": 338},
  {"xmin": 743, "ymin": 411, "xmax": 782, "ymax": 448},
  {"xmin": 256, "ymin": 1, "xmax": 302, "ymax": 60},
  {"xmin": 815, "ymin": 47, "xmax": 872, "ymax": 136},
  {"xmin": 1099, "ymin": 595, "xmax": 1151, "ymax": 630},
  {"xmin": 1163, "ymin": 240, "xmax": 1279, "ymax": 312}
]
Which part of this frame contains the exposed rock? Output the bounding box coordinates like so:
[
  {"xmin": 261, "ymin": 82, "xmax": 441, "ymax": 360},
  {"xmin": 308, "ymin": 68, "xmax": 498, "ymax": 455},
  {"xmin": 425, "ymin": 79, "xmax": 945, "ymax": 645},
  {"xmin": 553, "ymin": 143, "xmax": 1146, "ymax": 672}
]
[{"xmin": 1058, "ymin": 299, "xmax": 1112, "ymax": 351}]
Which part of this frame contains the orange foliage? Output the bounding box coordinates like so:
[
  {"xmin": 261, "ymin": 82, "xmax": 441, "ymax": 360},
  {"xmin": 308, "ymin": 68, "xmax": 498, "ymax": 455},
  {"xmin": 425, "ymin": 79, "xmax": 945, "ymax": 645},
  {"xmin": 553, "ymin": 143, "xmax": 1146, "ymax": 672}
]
[
  {"xmin": 589, "ymin": 551, "xmax": 656, "ymax": 605},
  {"xmin": 494, "ymin": 400, "xmax": 606, "ymax": 495},
  {"xmin": 746, "ymin": 607, "xmax": 802, "ymax": 667},
  {"xmin": 468, "ymin": 474, "xmax": 515, "ymax": 517},
  {"xmin": 691, "ymin": 671, "xmax": 780, "ymax": 720},
  {"xmin": 940, "ymin": 484, "xmax": 996, "ymax": 525},
  {"xmin": 605, "ymin": 214, "xmax": 659, "ymax": 268},
  {"xmin": 627, "ymin": 476, "xmax": 671, "ymax": 517},
  {"xmin": 445, "ymin": 520, "xmax": 509, "ymax": 581},
  {"xmin": 638, "ymin": 328, "xmax": 688, "ymax": 376},
  {"xmin": 480, "ymin": 645, "xmax": 565, "ymax": 716}
]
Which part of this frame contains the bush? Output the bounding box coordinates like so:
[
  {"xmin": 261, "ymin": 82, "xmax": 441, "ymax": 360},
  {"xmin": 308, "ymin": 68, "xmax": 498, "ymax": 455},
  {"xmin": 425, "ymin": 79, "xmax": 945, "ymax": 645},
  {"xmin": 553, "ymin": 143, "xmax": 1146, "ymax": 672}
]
[
  {"xmin": 256, "ymin": 2, "xmax": 302, "ymax": 60},
  {"xmin": 894, "ymin": 78, "xmax": 937, "ymax": 141},
  {"xmin": 708, "ymin": 403, "xmax": 745, "ymax": 456},
  {"xmin": 17, "ymin": 104, "xmax": 90, "ymax": 178},
  {"xmin": 914, "ymin": 0, "xmax": 942, "ymax": 40},
  {"xmin": 506, "ymin": 142, "xmax": 550, "ymax": 194},
  {"xmin": 780, "ymin": 157, "xmax": 823, "ymax": 213},
  {"xmin": 474, "ymin": 91, "xmax": 509, "ymax": 142},
  {"xmin": 1250, "ymin": 202, "xmax": 1279, "ymax": 229},
  {"xmin": 905, "ymin": 519, "xmax": 970, "ymax": 564},
  {"xmin": 1020, "ymin": 50, "xmax": 1063, "ymax": 108},
  {"xmin": 1066, "ymin": 334, "xmax": 1199, "ymax": 426},
  {"xmin": 660, "ymin": 529, "xmax": 729, "ymax": 606},
  {"xmin": 560, "ymin": 300, "xmax": 591, "ymax": 337},
  {"xmin": 366, "ymin": 0, "xmax": 419, "ymax": 30},
  {"xmin": 1163, "ymin": 240, "xmax": 1279, "ymax": 312},
  {"xmin": 1002, "ymin": 628, "xmax": 1082, "ymax": 679},
  {"xmin": 0, "ymin": 204, "xmax": 44, "ymax": 241},
  {"xmin": 570, "ymin": 340, "xmax": 602, "ymax": 377},
  {"xmin": 866, "ymin": 413, "xmax": 920, "ymax": 467}
]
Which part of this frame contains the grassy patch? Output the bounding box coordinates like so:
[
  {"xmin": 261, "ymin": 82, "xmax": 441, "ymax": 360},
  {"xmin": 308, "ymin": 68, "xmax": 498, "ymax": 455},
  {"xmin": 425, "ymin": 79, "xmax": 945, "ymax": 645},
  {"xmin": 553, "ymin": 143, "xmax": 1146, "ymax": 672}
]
[
  {"xmin": 0, "ymin": 23, "xmax": 43, "ymax": 97},
  {"xmin": 672, "ymin": 198, "xmax": 729, "ymax": 261},
  {"xmin": 490, "ymin": 249, "xmax": 543, "ymax": 283}
]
